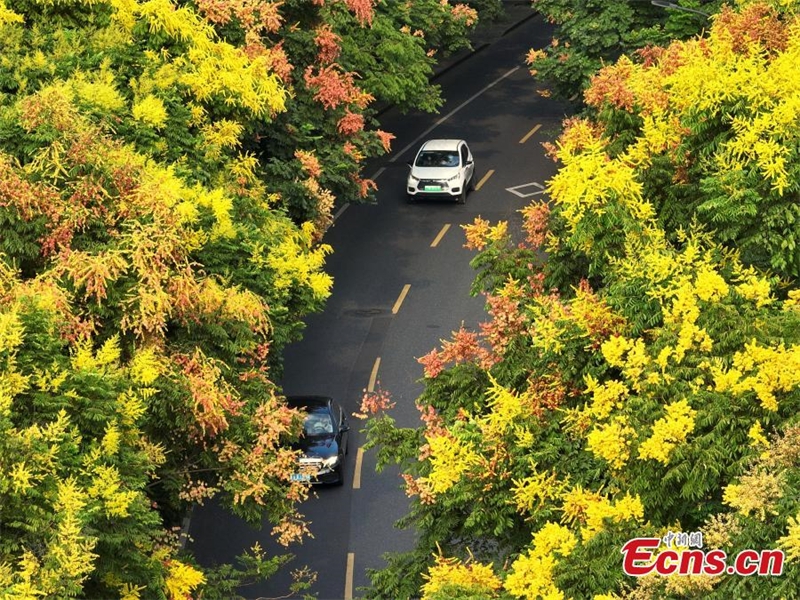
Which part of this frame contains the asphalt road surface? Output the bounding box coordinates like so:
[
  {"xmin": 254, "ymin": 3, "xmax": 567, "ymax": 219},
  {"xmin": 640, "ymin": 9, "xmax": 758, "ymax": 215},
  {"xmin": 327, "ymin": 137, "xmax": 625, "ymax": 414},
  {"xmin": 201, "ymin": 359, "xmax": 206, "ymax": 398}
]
[{"xmin": 189, "ymin": 11, "xmax": 569, "ymax": 600}]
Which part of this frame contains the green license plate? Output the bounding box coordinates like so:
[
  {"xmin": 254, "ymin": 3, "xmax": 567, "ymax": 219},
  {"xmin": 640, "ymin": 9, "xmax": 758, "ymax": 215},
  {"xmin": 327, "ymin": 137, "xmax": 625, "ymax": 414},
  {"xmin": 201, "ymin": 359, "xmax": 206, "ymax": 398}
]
[{"xmin": 424, "ymin": 185, "xmax": 441, "ymax": 191}]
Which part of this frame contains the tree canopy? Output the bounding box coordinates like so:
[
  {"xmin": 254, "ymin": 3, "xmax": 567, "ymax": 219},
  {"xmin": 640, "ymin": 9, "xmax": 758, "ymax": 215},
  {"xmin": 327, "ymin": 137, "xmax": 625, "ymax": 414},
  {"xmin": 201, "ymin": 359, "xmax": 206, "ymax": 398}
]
[
  {"xmin": 526, "ymin": 0, "xmax": 724, "ymax": 99},
  {"xmin": 364, "ymin": 2, "xmax": 800, "ymax": 598},
  {"xmin": 0, "ymin": 0, "xmax": 488, "ymax": 596}
]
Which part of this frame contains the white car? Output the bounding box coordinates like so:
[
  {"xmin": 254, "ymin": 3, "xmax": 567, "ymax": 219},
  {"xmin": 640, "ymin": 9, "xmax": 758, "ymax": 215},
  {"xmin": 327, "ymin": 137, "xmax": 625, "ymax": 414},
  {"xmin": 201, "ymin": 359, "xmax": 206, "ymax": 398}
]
[{"xmin": 406, "ymin": 139, "xmax": 476, "ymax": 203}]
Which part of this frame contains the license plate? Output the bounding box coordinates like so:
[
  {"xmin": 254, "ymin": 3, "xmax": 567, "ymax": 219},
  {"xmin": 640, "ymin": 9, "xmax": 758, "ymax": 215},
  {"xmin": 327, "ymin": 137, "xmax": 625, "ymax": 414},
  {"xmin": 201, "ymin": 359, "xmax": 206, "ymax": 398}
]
[
  {"xmin": 424, "ymin": 185, "xmax": 442, "ymax": 191},
  {"xmin": 291, "ymin": 473, "xmax": 312, "ymax": 483}
]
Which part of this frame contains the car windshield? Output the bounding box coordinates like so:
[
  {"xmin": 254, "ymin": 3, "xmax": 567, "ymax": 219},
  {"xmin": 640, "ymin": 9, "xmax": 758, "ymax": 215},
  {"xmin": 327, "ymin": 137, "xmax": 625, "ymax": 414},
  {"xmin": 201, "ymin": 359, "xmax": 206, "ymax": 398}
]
[
  {"xmin": 415, "ymin": 150, "xmax": 459, "ymax": 168},
  {"xmin": 303, "ymin": 409, "xmax": 334, "ymax": 436}
]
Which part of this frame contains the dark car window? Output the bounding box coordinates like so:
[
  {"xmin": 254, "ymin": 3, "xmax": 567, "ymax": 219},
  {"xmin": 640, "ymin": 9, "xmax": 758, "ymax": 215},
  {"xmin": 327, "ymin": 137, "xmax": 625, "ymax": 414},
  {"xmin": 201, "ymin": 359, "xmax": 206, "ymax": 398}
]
[
  {"xmin": 460, "ymin": 145, "xmax": 468, "ymax": 164},
  {"xmin": 303, "ymin": 408, "xmax": 334, "ymax": 436},
  {"xmin": 415, "ymin": 150, "xmax": 459, "ymax": 168}
]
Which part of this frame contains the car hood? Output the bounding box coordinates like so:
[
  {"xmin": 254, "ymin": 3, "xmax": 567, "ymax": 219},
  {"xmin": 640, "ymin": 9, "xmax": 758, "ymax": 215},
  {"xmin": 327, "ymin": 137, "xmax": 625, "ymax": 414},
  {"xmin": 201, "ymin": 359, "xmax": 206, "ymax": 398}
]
[
  {"xmin": 295, "ymin": 435, "xmax": 339, "ymax": 459},
  {"xmin": 409, "ymin": 166, "xmax": 459, "ymax": 180}
]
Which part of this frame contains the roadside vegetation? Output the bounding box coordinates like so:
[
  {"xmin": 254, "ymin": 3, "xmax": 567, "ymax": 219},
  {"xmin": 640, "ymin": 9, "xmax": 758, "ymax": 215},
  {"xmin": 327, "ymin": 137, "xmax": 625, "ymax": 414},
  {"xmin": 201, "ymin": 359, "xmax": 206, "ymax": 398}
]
[
  {"xmin": 364, "ymin": 1, "xmax": 800, "ymax": 598},
  {"xmin": 527, "ymin": 0, "xmax": 725, "ymax": 100},
  {"xmin": 0, "ymin": 0, "xmax": 499, "ymax": 596}
]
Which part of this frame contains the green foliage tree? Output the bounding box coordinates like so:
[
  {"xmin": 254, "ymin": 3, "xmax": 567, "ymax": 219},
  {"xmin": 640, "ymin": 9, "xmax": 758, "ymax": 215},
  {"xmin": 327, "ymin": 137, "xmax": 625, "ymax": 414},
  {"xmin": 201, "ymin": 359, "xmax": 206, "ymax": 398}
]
[
  {"xmin": 545, "ymin": 0, "xmax": 800, "ymax": 281},
  {"xmin": 0, "ymin": 268, "xmax": 198, "ymax": 597},
  {"xmin": 0, "ymin": 0, "xmax": 482, "ymax": 596},
  {"xmin": 526, "ymin": 0, "xmax": 723, "ymax": 99}
]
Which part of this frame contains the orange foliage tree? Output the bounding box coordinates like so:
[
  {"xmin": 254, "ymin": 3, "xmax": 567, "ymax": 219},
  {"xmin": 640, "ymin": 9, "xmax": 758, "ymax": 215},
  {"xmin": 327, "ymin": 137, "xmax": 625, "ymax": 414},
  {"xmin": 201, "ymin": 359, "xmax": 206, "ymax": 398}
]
[{"xmin": 0, "ymin": 0, "xmax": 485, "ymax": 595}]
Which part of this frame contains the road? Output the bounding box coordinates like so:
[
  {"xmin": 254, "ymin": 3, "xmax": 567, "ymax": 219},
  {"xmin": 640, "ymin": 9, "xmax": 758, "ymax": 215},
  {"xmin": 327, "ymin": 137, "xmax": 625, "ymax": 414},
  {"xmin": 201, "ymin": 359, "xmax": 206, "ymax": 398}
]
[{"xmin": 189, "ymin": 11, "xmax": 568, "ymax": 599}]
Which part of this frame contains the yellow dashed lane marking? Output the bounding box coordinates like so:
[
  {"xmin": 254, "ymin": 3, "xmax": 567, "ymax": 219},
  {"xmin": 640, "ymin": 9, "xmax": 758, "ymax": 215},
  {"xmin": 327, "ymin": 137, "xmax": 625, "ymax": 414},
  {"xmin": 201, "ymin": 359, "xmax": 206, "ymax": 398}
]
[
  {"xmin": 392, "ymin": 284, "xmax": 411, "ymax": 315},
  {"xmin": 475, "ymin": 169, "xmax": 495, "ymax": 190},
  {"xmin": 519, "ymin": 124, "xmax": 542, "ymax": 144},
  {"xmin": 353, "ymin": 448, "xmax": 365, "ymax": 490},
  {"xmin": 431, "ymin": 224, "xmax": 451, "ymax": 247}
]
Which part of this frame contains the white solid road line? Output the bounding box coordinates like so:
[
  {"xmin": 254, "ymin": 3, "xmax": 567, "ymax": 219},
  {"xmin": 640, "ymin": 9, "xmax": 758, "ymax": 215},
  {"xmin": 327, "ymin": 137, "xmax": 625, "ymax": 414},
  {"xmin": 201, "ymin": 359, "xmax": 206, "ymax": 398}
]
[
  {"xmin": 389, "ymin": 66, "xmax": 521, "ymax": 163},
  {"xmin": 332, "ymin": 203, "xmax": 350, "ymax": 223}
]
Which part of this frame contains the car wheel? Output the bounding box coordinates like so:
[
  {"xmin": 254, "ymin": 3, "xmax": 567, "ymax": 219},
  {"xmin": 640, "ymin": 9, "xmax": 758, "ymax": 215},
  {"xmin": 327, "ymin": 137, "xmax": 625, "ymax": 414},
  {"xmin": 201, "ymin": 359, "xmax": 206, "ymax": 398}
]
[
  {"xmin": 407, "ymin": 194, "xmax": 415, "ymax": 204},
  {"xmin": 457, "ymin": 188, "xmax": 467, "ymax": 204}
]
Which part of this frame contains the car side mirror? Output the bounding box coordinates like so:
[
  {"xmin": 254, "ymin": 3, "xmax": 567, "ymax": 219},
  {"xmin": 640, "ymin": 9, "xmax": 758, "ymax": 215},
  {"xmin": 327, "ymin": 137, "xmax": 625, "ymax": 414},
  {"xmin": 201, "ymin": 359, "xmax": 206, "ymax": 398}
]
[
  {"xmin": 406, "ymin": 161, "xmax": 412, "ymax": 168},
  {"xmin": 466, "ymin": 159, "xmax": 473, "ymax": 165},
  {"xmin": 340, "ymin": 424, "xmax": 350, "ymax": 433}
]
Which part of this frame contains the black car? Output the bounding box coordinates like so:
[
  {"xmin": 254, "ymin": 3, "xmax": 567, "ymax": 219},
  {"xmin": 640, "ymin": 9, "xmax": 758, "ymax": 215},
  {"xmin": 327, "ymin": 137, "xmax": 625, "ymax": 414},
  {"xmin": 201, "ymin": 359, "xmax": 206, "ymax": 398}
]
[{"xmin": 286, "ymin": 396, "xmax": 350, "ymax": 485}]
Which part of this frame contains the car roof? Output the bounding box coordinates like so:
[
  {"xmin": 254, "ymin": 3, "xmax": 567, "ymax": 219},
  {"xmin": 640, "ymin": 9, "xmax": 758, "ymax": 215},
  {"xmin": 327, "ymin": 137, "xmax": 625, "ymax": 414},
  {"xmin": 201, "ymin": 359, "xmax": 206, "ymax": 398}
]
[
  {"xmin": 285, "ymin": 395, "xmax": 333, "ymax": 410},
  {"xmin": 420, "ymin": 139, "xmax": 464, "ymax": 151}
]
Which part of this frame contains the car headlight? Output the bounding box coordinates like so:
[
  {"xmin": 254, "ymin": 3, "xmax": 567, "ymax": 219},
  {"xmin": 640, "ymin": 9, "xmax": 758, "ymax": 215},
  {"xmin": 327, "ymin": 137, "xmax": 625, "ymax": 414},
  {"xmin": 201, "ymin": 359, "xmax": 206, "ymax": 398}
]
[
  {"xmin": 322, "ymin": 456, "xmax": 340, "ymax": 468},
  {"xmin": 408, "ymin": 174, "xmax": 419, "ymax": 183},
  {"xmin": 446, "ymin": 173, "xmax": 460, "ymax": 182}
]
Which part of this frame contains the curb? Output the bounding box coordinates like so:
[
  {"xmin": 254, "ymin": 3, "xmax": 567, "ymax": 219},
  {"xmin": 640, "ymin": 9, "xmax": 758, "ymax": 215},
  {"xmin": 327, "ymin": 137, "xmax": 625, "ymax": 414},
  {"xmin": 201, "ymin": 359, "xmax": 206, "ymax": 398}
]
[
  {"xmin": 502, "ymin": 10, "xmax": 540, "ymax": 37},
  {"xmin": 431, "ymin": 42, "xmax": 490, "ymax": 82}
]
